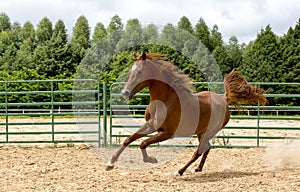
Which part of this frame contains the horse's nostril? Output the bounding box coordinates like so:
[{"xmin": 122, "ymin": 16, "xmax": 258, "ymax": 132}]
[{"xmin": 122, "ymin": 90, "xmax": 130, "ymax": 97}]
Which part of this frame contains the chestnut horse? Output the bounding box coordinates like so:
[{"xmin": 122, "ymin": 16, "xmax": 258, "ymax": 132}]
[{"xmin": 106, "ymin": 52, "xmax": 267, "ymax": 175}]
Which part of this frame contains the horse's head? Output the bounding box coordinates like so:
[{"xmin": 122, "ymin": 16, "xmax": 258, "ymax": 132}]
[{"xmin": 121, "ymin": 51, "xmax": 153, "ymax": 100}]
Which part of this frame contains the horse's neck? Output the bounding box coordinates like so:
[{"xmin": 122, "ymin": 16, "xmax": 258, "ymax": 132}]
[
  {"xmin": 149, "ymin": 80, "xmax": 175, "ymax": 101},
  {"xmin": 148, "ymin": 80, "xmax": 193, "ymax": 103}
]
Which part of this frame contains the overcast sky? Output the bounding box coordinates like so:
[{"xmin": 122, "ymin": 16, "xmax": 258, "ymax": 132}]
[{"xmin": 1, "ymin": 0, "xmax": 299, "ymax": 43}]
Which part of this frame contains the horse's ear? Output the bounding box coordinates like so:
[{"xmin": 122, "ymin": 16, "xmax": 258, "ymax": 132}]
[{"xmin": 141, "ymin": 51, "xmax": 147, "ymax": 60}]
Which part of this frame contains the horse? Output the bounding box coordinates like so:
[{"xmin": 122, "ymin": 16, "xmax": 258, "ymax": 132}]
[{"xmin": 106, "ymin": 51, "xmax": 267, "ymax": 175}]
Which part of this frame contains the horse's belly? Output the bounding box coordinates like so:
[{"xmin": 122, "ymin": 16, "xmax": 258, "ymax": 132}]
[
  {"xmin": 174, "ymin": 94, "xmax": 227, "ymax": 138},
  {"xmin": 200, "ymin": 95, "xmax": 228, "ymax": 140},
  {"xmin": 173, "ymin": 97, "xmax": 200, "ymax": 137},
  {"xmin": 174, "ymin": 114, "xmax": 199, "ymax": 136}
]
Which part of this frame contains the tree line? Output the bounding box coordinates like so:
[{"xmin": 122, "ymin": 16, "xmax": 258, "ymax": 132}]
[{"xmin": 0, "ymin": 12, "xmax": 299, "ymax": 107}]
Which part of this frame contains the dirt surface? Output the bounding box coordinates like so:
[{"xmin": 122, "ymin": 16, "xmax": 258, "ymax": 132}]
[{"xmin": 1, "ymin": 144, "xmax": 300, "ymax": 192}]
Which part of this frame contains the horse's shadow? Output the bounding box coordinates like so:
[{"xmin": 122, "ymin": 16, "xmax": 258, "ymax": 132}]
[{"xmin": 176, "ymin": 171, "xmax": 261, "ymax": 183}]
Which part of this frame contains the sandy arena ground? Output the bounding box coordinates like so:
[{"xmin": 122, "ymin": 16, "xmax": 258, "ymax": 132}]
[
  {"xmin": 1, "ymin": 144, "xmax": 300, "ymax": 192},
  {"xmin": 1, "ymin": 118, "xmax": 300, "ymax": 191}
]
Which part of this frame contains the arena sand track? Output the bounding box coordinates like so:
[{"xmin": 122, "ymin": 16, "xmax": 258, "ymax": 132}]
[{"xmin": 1, "ymin": 144, "xmax": 300, "ymax": 192}]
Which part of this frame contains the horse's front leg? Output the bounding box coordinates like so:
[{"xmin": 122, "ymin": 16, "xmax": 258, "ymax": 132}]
[
  {"xmin": 105, "ymin": 123, "xmax": 155, "ymax": 171},
  {"xmin": 140, "ymin": 131, "xmax": 173, "ymax": 164}
]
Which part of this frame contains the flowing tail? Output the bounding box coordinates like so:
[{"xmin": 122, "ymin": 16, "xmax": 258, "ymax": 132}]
[{"xmin": 224, "ymin": 69, "xmax": 267, "ymax": 108}]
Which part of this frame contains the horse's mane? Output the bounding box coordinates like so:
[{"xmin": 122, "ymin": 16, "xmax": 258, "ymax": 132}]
[{"xmin": 135, "ymin": 52, "xmax": 193, "ymax": 93}]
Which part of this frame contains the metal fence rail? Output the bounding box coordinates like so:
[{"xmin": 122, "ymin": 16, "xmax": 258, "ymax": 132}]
[
  {"xmin": 0, "ymin": 79, "xmax": 103, "ymax": 146},
  {"xmin": 109, "ymin": 82, "xmax": 300, "ymax": 148},
  {"xmin": 0, "ymin": 80, "xmax": 299, "ymax": 148}
]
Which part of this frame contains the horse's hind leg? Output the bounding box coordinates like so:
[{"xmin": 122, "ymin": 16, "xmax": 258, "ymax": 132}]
[
  {"xmin": 177, "ymin": 132, "xmax": 210, "ymax": 175},
  {"xmin": 177, "ymin": 145, "xmax": 202, "ymax": 176},
  {"xmin": 195, "ymin": 147, "xmax": 211, "ymax": 172}
]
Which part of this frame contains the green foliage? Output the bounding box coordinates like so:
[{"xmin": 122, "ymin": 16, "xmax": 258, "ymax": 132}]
[
  {"xmin": 116, "ymin": 18, "xmax": 143, "ymax": 51},
  {"xmin": 210, "ymin": 24, "xmax": 223, "ymax": 50},
  {"xmin": 177, "ymin": 16, "xmax": 194, "ymax": 34},
  {"xmin": 0, "ymin": 68, "xmax": 49, "ymax": 109},
  {"xmin": 226, "ymin": 36, "xmax": 244, "ymax": 69},
  {"xmin": 92, "ymin": 22, "xmax": 107, "ymax": 45},
  {"xmin": 0, "ymin": 12, "xmax": 11, "ymax": 32},
  {"xmin": 53, "ymin": 20, "xmax": 68, "ymax": 44},
  {"xmin": 13, "ymin": 39, "xmax": 34, "ymax": 70},
  {"xmin": 0, "ymin": 12, "xmax": 299, "ymax": 108},
  {"xmin": 107, "ymin": 15, "xmax": 123, "ymax": 34},
  {"xmin": 70, "ymin": 15, "xmax": 90, "ymax": 49},
  {"xmin": 67, "ymin": 15, "xmax": 91, "ymax": 69},
  {"xmin": 35, "ymin": 17, "xmax": 53, "ymax": 44},
  {"xmin": 142, "ymin": 24, "xmax": 159, "ymax": 43},
  {"xmin": 21, "ymin": 22, "xmax": 35, "ymax": 42},
  {"xmin": 194, "ymin": 18, "xmax": 212, "ymax": 52},
  {"xmin": 0, "ymin": 30, "xmax": 13, "ymax": 56},
  {"xmin": 212, "ymin": 45, "xmax": 232, "ymax": 75},
  {"xmin": 240, "ymin": 25, "xmax": 281, "ymax": 82}
]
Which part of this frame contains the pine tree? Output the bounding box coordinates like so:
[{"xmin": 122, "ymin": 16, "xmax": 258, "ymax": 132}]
[
  {"xmin": 117, "ymin": 18, "xmax": 143, "ymax": 51},
  {"xmin": 177, "ymin": 16, "xmax": 194, "ymax": 34},
  {"xmin": 12, "ymin": 22, "xmax": 23, "ymax": 49},
  {"xmin": 70, "ymin": 15, "xmax": 90, "ymax": 49},
  {"xmin": 32, "ymin": 20, "xmax": 70, "ymax": 78},
  {"xmin": 0, "ymin": 30, "xmax": 13, "ymax": 56},
  {"xmin": 142, "ymin": 24, "xmax": 159, "ymax": 44},
  {"xmin": 0, "ymin": 28, "xmax": 16, "ymax": 72},
  {"xmin": 0, "ymin": 43, "xmax": 17, "ymax": 72},
  {"xmin": 68, "ymin": 15, "xmax": 91, "ymax": 66},
  {"xmin": 160, "ymin": 23, "xmax": 182, "ymax": 50},
  {"xmin": 92, "ymin": 22, "xmax": 107, "ymax": 45},
  {"xmin": 210, "ymin": 24, "xmax": 223, "ymax": 50},
  {"xmin": 280, "ymin": 19, "xmax": 300, "ymax": 82},
  {"xmin": 279, "ymin": 20, "xmax": 300, "ymax": 105},
  {"xmin": 226, "ymin": 36, "xmax": 243, "ymax": 69},
  {"xmin": 35, "ymin": 17, "xmax": 53, "ymax": 44},
  {"xmin": 33, "ymin": 34, "xmax": 71, "ymax": 78},
  {"xmin": 53, "ymin": 20, "xmax": 68, "ymax": 44},
  {"xmin": 107, "ymin": 15, "xmax": 123, "ymax": 34},
  {"xmin": 194, "ymin": 18, "xmax": 212, "ymax": 52},
  {"xmin": 212, "ymin": 45, "xmax": 232, "ymax": 75},
  {"xmin": 106, "ymin": 15, "xmax": 124, "ymax": 50},
  {"xmin": 240, "ymin": 25, "xmax": 281, "ymax": 83},
  {"xmin": 13, "ymin": 38, "xmax": 34, "ymax": 71},
  {"xmin": 0, "ymin": 12, "xmax": 11, "ymax": 32},
  {"xmin": 21, "ymin": 21, "xmax": 35, "ymax": 42}
]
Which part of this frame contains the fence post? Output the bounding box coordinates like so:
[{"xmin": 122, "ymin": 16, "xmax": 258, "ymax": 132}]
[
  {"xmin": 103, "ymin": 82, "xmax": 107, "ymax": 146},
  {"xmin": 257, "ymin": 83, "xmax": 261, "ymax": 147},
  {"xmin": 5, "ymin": 81, "xmax": 8, "ymax": 143},
  {"xmin": 51, "ymin": 81, "xmax": 55, "ymax": 143}
]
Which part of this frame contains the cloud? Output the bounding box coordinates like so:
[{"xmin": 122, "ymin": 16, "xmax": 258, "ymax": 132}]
[{"xmin": 0, "ymin": 0, "xmax": 299, "ymax": 43}]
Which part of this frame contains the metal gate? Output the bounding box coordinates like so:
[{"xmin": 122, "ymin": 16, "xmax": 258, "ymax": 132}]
[
  {"xmin": 109, "ymin": 82, "xmax": 300, "ymax": 148},
  {"xmin": 0, "ymin": 79, "xmax": 104, "ymax": 146}
]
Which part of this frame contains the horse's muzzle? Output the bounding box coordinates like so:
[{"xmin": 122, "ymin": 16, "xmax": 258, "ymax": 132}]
[{"xmin": 121, "ymin": 89, "xmax": 131, "ymax": 100}]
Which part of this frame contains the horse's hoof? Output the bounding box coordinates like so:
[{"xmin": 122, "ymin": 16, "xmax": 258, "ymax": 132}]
[
  {"xmin": 105, "ymin": 161, "xmax": 115, "ymax": 171},
  {"xmin": 105, "ymin": 165, "xmax": 114, "ymax": 171},
  {"xmin": 143, "ymin": 156, "xmax": 158, "ymax": 164},
  {"xmin": 174, "ymin": 171, "xmax": 183, "ymax": 176},
  {"xmin": 195, "ymin": 168, "xmax": 203, "ymax": 172}
]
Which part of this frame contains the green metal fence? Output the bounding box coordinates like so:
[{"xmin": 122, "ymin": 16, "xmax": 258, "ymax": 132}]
[
  {"xmin": 109, "ymin": 82, "xmax": 300, "ymax": 148},
  {"xmin": 0, "ymin": 79, "xmax": 104, "ymax": 146},
  {"xmin": 0, "ymin": 80, "xmax": 299, "ymax": 148}
]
